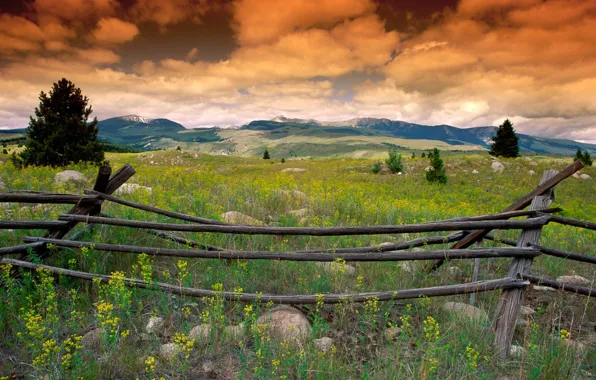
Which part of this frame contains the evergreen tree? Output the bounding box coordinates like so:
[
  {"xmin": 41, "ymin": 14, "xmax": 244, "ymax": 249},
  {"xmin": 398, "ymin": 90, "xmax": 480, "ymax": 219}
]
[
  {"xmin": 574, "ymin": 148, "xmax": 583, "ymax": 161},
  {"xmin": 421, "ymin": 152, "xmax": 426, "ymax": 158},
  {"xmin": 411, "ymin": 152, "xmax": 416, "ymax": 159},
  {"xmin": 574, "ymin": 148, "xmax": 593, "ymax": 166},
  {"xmin": 385, "ymin": 148, "xmax": 404, "ymax": 173},
  {"xmin": 489, "ymin": 119, "xmax": 519, "ymax": 158},
  {"xmin": 13, "ymin": 78, "xmax": 104, "ymax": 167},
  {"xmin": 263, "ymin": 149, "xmax": 270, "ymax": 159},
  {"xmin": 426, "ymin": 148, "xmax": 447, "ymax": 184}
]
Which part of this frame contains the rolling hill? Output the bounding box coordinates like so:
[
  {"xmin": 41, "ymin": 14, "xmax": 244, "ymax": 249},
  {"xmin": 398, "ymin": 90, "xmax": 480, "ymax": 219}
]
[{"xmin": 1, "ymin": 115, "xmax": 595, "ymax": 158}]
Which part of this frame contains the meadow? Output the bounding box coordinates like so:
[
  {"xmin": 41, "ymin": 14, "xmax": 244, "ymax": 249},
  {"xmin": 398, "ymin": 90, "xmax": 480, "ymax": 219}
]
[{"xmin": 0, "ymin": 150, "xmax": 595, "ymax": 379}]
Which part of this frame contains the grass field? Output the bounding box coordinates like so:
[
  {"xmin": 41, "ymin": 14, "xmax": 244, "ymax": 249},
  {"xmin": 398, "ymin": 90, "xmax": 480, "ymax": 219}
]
[{"xmin": 0, "ymin": 150, "xmax": 595, "ymax": 379}]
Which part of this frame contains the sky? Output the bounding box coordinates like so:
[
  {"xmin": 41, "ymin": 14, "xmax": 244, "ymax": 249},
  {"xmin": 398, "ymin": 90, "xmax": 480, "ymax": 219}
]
[{"xmin": 0, "ymin": 0, "xmax": 595, "ymax": 143}]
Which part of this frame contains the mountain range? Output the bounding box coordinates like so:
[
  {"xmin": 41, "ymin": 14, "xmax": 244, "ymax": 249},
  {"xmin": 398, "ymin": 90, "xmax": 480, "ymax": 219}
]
[{"xmin": 2, "ymin": 115, "xmax": 595, "ymax": 157}]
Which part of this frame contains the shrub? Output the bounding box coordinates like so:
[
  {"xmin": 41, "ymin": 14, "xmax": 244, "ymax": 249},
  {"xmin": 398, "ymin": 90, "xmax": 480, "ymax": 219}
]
[
  {"xmin": 574, "ymin": 148, "xmax": 593, "ymax": 166},
  {"xmin": 371, "ymin": 161, "xmax": 382, "ymax": 174},
  {"xmin": 263, "ymin": 149, "xmax": 270, "ymax": 159},
  {"xmin": 385, "ymin": 148, "xmax": 404, "ymax": 173},
  {"xmin": 426, "ymin": 148, "xmax": 447, "ymax": 184},
  {"xmin": 1, "ymin": 149, "xmax": 6, "ymax": 155}
]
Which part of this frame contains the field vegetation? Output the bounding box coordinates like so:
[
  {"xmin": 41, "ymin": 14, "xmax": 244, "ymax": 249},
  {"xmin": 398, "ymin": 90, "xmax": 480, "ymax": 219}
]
[{"xmin": 0, "ymin": 150, "xmax": 595, "ymax": 379}]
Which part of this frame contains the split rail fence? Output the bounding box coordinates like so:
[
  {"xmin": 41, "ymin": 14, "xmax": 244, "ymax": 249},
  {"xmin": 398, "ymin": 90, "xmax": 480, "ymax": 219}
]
[{"xmin": 1, "ymin": 160, "xmax": 594, "ymax": 357}]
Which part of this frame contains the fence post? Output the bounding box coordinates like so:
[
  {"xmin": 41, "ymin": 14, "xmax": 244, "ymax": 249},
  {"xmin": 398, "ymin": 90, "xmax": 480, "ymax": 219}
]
[{"xmin": 493, "ymin": 170, "xmax": 557, "ymax": 357}]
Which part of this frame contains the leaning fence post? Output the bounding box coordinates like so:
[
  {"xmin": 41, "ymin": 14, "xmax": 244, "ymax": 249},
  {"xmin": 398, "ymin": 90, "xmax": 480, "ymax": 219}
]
[{"xmin": 493, "ymin": 170, "xmax": 557, "ymax": 357}]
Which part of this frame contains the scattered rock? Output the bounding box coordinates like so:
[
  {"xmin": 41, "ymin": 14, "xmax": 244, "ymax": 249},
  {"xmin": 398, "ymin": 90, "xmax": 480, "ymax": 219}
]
[
  {"xmin": 397, "ymin": 172, "xmax": 403, "ymax": 176},
  {"xmin": 520, "ymin": 306, "xmax": 536, "ymax": 317},
  {"xmin": 145, "ymin": 316, "xmax": 164, "ymax": 334},
  {"xmin": 289, "ymin": 208, "xmax": 309, "ymax": 218},
  {"xmin": 189, "ymin": 324, "xmax": 212, "ymax": 342},
  {"xmin": 314, "ymin": 337, "xmax": 333, "ymax": 352},
  {"xmin": 221, "ymin": 211, "xmax": 263, "ymax": 225},
  {"xmin": 274, "ymin": 189, "xmax": 309, "ymax": 204},
  {"xmin": 55, "ymin": 170, "xmax": 87, "ymax": 185},
  {"xmin": 159, "ymin": 343, "xmax": 180, "ymax": 360},
  {"xmin": 528, "ymin": 161, "xmax": 538, "ymax": 166},
  {"xmin": 114, "ymin": 183, "xmax": 153, "ymax": 195},
  {"xmin": 316, "ymin": 262, "xmax": 356, "ymax": 276},
  {"xmin": 491, "ymin": 161, "xmax": 505, "ymax": 173},
  {"xmin": 424, "ymin": 166, "xmax": 432, "ymax": 172},
  {"xmin": 447, "ymin": 266, "xmax": 462, "ymax": 276},
  {"xmin": 472, "ymin": 170, "xmax": 479, "ymax": 174},
  {"xmin": 509, "ymin": 345, "xmax": 526, "ymax": 357},
  {"xmin": 281, "ymin": 168, "xmax": 306, "ymax": 173},
  {"xmin": 379, "ymin": 167, "xmax": 392, "ymax": 175},
  {"xmin": 224, "ymin": 324, "xmax": 246, "ymax": 343},
  {"xmin": 384, "ymin": 327, "xmax": 401, "ymax": 342},
  {"xmin": 442, "ymin": 302, "xmax": 488, "ymax": 322},
  {"xmin": 398, "ymin": 262, "xmax": 416, "ymax": 274},
  {"xmin": 528, "ymin": 170, "xmax": 536, "ymax": 176},
  {"xmin": 556, "ymin": 275, "xmax": 591, "ymax": 287},
  {"xmin": 255, "ymin": 306, "xmax": 312, "ymax": 344},
  {"xmin": 80, "ymin": 328, "xmax": 104, "ymax": 352},
  {"xmin": 579, "ymin": 174, "xmax": 592, "ymax": 180},
  {"xmin": 572, "ymin": 172, "xmax": 581, "ymax": 179},
  {"xmin": 532, "ymin": 285, "xmax": 555, "ymax": 292},
  {"xmin": 0, "ymin": 179, "xmax": 6, "ymax": 191}
]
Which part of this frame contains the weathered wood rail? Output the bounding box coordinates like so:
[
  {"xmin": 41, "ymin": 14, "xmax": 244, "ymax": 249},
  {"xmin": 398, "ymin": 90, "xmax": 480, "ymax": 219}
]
[{"xmin": 1, "ymin": 160, "xmax": 594, "ymax": 359}]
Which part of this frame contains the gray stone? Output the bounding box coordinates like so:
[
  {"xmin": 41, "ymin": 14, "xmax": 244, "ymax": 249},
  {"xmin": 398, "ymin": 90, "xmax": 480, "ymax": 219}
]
[
  {"xmin": 80, "ymin": 328, "xmax": 104, "ymax": 352},
  {"xmin": 491, "ymin": 161, "xmax": 505, "ymax": 173},
  {"xmin": 579, "ymin": 174, "xmax": 591, "ymax": 180},
  {"xmin": 447, "ymin": 266, "xmax": 462, "ymax": 276},
  {"xmin": 384, "ymin": 327, "xmax": 401, "ymax": 342},
  {"xmin": 472, "ymin": 170, "xmax": 479, "ymax": 174},
  {"xmin": 159, "ymin": 343, "xmax": 180, "ymax": 360},
  {"xmin": 145, "ymin": 316, "xmax": 164, "ymax": 334},
  {"xmin": 316, "ymin": 262, "xmax": 356, "ymax": 276},
  {"xmin": 114, "ymin": 183, "xmax": 153, "ymax": 195},
  {"xmin": 533, "ymin": 285, "xmax": 555, "ymax": 292},
  {"xmin": 189, "ymin": 324, "xmax": 212, "ymax": 342},
  {"xmin": 289, "ymin": 208, "xmax": 309, "ymax": 218},
  {"xmin": 255, "ymin": 306, "xmax": 312, "ymax": 344},
  {"xmin": 556, "ymin": 275, "xmax": 591, "ymax": 287},
  {"xmin": 520, "ymin": 306, "xmax": 536, "ymax": 317},
  {"xmin": 314, "ymin": 337, "xmax": 333, "ymax": 352},
  {"xmin": 379, "ymin": 167, "xmax": 392, "ymax": 175},
  {"xmin": 528, "ymin": 170, "xmax": 536, "ymax": 176},
  {"xmin": 55, "ymin": 170, "xmax": 87, "ymax": 185},
  {"xmin": 442, "ymin": 302, "xmax": 488, "ymax": 322},
  {"xmin": 281, "ymin": 168, "xmax": 306, "ymax": 173},
  {"xmin": 221, "ymin": 211, "xmax": 263, "ymax": 225},
  {"xmin": 509, "ymin": 345, "xmax": 526, "ymax": 357}
]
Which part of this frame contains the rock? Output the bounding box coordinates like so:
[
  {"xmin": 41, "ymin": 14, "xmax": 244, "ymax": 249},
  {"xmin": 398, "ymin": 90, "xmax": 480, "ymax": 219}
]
[
  {"xmin": 509, "ymin": 345, "xmax": 526, "ymax": 357},
  {"xmin": 202, "ymin": 360, "xmax": 215, "ymax": 375},
  {"xmin": 447, "ymin": 266, "xmax": 462, "ymax": 276},
  {"xmin": 145, "ymin": 316, "xmax": 164, "ymax": 334},
  {"xmin": 281, "ymin": 168, "xmax": 306, "ymax": 173},
  {"xmin": 556, "ymin": 275, "xmax": 591, "ymax": 287},
  {"xmin": 424, "ymin": 166, "xmax": 432, "ymax": 172},
  {"xmin": 221, "ymin": 211, "xmax": 263, "ymax": 225},
  {"xmin": 442, "ymin": 302, "xmax": 488, "ymax": 322},
  {"xmin": 491, "ymin": 161, "xmax": 505, "ymax": 173},
  {"xmin": 0, "ymin": 180, "xmax": 6, "ymax": 191},
  {"xmin": 399, "ymin": 262, "xmax": 416, "ymax": 274},
  {"xmin": 189, "ymin": 324, "xmax": 212, "ymax": 342},
  {"xmin": 528, "ymin": 161, "xmax": 538, "ymax": 166},
  {"xmin": 472, "ymin": 170, "xmax": 479, "ymax": 174},
  {"xmin": 579, "ymin": 174, "xmax": 592, "ymax": 180},
  {"xmin": 520, "ymin": 306, "xmax": 536, "ymax": 317},
  {"xmin": 114, "ymin": 183, "xmax": 153, "ymax": 195},
  {"xmin": 384, "ymin": 327, "xmax": 401, "ymax": 342},
  {"xmin": 379, "ymin": 242, "xmax": 395, "ymax": 247},
  {"xmin": 298, "ymin": 217, "xmax": 308, "ymax": 226},
  {"xmin": 255, "ymin": 306, "xmax": 312, "ymax": 344},
  {"xmin": 274, "ymin": 189, "xmax": 309, "ymax": 204},
  {"xmin": 289, "ymin": 208, "xmax": 309, "ymax": 218},
  {"xmin": 80, "ymin": 328, "xmax": 104, "ymax": 352},
  {"xmin": 224, "ymin": 324, "xmax": 246, "ymax": 343},
  {"xmin": 379, "ymin": 167, "xmax": 392, "ymax": 175},
  {"xmin": 159, "ymin": 343, "xmax": 180, "ymax": 360},
  {"xmin": 528, "ymin": 170, "xmax": 536, "ymax": 176},
  {"xmin": 572, "ymin": 172, "xmax": 581, "ymax": 179},
  {"xmin": 55, "ymin": 170, "xmax": 87, "ymax": 185},
  {"xmin": 314, "ymin": 337, "xmax": 333, "ymax": 352},
  {"xmin": 532, "ymin": 285, "xmax": 555, "ymax": 292},
  {"xmin": 397, "ymin": 172, "xmax": 403, "ymax": 176},
  {"xmin": 316, "ymin": 262, "xmax": 356, "ymax": 276}
]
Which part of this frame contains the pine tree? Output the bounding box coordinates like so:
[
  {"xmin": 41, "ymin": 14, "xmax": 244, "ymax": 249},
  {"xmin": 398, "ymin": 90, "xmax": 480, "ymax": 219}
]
[
  {"xmin": 489, "ymin": 119, "xmax": 519, "ymax": 158},
  {"xmin": 421, "ymin": 152, "xmax": 426, "ymax": 158},
  {"xmin": 582, "ymin": 151, "xmax": 593, "ymax": 166},
  {"xmin": 263, "ymin": 149, "xmax": 270, "ymax": 159},
  {"xmin": 426, "ymin": 148, "xmax": 447, "ymax": 184},
  {"xmin": 385, "ymin": 148, "xmax": 404, "ymax": 173},
  {"xmin": 13, "ymin": 78, "xmax": 104, "ymax": 167},
  {"xmin": 411, "ymin": 152, "xmax": 416, "ymax": 159},
  {"xmin": 574, "ymin": 148, "xmax": 583, "ymax": 161}
]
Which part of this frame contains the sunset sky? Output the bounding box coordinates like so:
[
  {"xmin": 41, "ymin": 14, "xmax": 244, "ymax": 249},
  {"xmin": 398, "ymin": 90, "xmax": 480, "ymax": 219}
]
[{"xmin": 0, "ymin": 0, "xmax": 595, "ymax": 142}]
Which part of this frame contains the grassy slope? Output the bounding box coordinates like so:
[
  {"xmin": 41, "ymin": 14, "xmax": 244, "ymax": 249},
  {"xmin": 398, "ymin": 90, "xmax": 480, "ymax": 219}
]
[{"xmin": 0, "ymin": 151, "xmax": 595, "ymax": 378}]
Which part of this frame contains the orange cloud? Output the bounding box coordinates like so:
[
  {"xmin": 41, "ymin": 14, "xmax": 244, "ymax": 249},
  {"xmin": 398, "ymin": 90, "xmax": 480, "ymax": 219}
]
[
  {"xmin": 130, "ymin": 0, "xmax": 212, "ymax": 28},
  {"xmin": 92, "ymin": 17, "xmax": 140, "ymax": 44},
  {"xmin": 31, "ymin": 0, "xmax": 119, "ymax": 22}
]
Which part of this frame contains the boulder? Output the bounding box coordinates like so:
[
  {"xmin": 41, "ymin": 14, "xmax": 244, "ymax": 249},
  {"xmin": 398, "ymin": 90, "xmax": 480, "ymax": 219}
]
[
  {"xmin": 314, "ymin": 337, "xmax": 333, "ymax": 352},
  {"xmin": 572, "ymin": 172, "xmax": 581, "ymax": 179},
  {"xmin": 528, "ymin": 170, "xmax": 536, "ymax": 176},
  {"xmin": 520, "ymin": 306, "xmax": 536, "ymax": 317},
  {"xmin": 289, "ymin": 208, "xmax": 309, "ymax": 218},
  {"xmin": 528, "ymin": 161, "xmax": 538, "ymax": 166},
  {"xmin": 424, "ymin": 166, "xmax": 432, "ymax": 172},
  {"xmin": 397, "ymin": 172, "xmax": 403, "ymax": 176},
  {"xmin": 442, "ymin": 302, "xmax": 488, "ymax": 322},
  {"xmin": 189, "ymin": 324, "xmax": 212, "ymax": 342},
  {"xmin": 55, "ymin": 170, "xmax": 87, "ymax": 185},
  {"xmin": 145, "ymin": 316, "xmax": 164, "ymax": 334},
  {"xmin": 281, "ymin": 168, "xmax": 306, "ymax": 173},
  {"xmin": 509, "ymin": 345, "xmax": 526, "ymax": 358},
  {"xmin": 224, "ymin": 324, "xmax": 246, "ymax": 343},
  {"xmin": 579, "ymin": 174, "xmax": 592, "ymax": 180},
  {"xmin": 316, "ymin": 262, "xmax": 356, "ymax": 276},
  {"xmin": 491, "ymin": 161, "xmax": 505, "ymax": 173},
  {"xmin": 472, "ymin": 170, "xmax": 479, "ymax": 174},
  {"xmin": 114, "ymin": 183, "xmax": 153, "ymax": 195},
  {"xmin": 255, "ymin": 306, "xmax": 312, "ymax": 344},
  {"xmin": 159, "ymin": 343, "xmax": 180, "ymax": 360},
  {"xmin": 221, "ymin": 211, "xmax": 263, "ymax": 225},
  {"xmin": 532, "ymin": 285, "xmax": 555, "ymax": 292},
  {"xmin": 274, "ymin": 189, "xmax": 309, "ymax": 204},
  {"xmin": 379, "ymin": 167, "xmax": 392, "ymax": 175},
  {"xmin": 384, "ymin": 327, "xmax": 401, "ymax": 342},
  {"xmin": 80, "ymin": 328, "xmax": 104, "ymax": 352},
  {"xmin": 556, "ymin": 275, "xmax": 591, "ymax": 287}
]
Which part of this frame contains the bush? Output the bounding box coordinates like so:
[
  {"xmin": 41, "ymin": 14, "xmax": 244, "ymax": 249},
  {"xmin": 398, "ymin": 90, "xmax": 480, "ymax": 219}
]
[
  {"xmin": 574, "ymin": 148, "xmax": 593, "ymax": 166},
  {"xmin": 385, "ymin": 148, "xmax": 404, "ymax": 173},
  {"xmin": 281, "ymin": 158, "xmax": 285, "ymax": 163},
  {"xmin": 426, "ymin": 148, "xmax": 447, "ymax": 184},
  {"xmin": 263, "ymin": 149, "xmax": 270, "ymax": 159},
  {"xmin": 1, "ymin": 149, "xmax": 7, "ymax": 154},
  {"xmin": 371, "ymin": 161, "xmax": 382, "ymax": 174}
]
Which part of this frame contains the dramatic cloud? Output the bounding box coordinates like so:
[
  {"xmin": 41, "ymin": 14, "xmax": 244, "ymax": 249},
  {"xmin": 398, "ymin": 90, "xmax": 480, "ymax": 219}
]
[
  {"xmin": 91, "ymin": 18, "xmax": 140, "ymax": 44},
  {"xmin": 130, "ymin": 0, "xmax": 213, "ymax": 28}
]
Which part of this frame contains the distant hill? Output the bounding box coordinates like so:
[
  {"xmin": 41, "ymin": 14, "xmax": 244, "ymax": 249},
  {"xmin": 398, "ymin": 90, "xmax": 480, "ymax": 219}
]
[{"xmin": 2, "ymin": 115, "xmax": 594, "ymax": 157}]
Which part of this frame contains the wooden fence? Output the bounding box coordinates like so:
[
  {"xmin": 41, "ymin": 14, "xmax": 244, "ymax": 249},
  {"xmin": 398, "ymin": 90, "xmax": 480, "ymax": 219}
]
[{"xmin": 1, "ymin": 160, "xmax": 594, "ymax": 357}]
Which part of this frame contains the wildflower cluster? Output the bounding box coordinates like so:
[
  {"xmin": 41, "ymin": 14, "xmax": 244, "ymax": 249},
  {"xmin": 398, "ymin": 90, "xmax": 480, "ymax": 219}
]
[
  {"xmin": 173, "ymin": 332, "xmax": 195, "ymax": 360},
  {"xmin": 423, "ymin": 316, "xmax": 440, "ymax": 342},
  {"xmin": 465, "ymin": 345, "xmax": 480, "ymax": 369},
  {"xmin": 177, "ymin": 260, "xmax": 190, "ymax": 285},
  {"xmin": 201, "ymin": 283, "xmax": 225, "ymax": 328},
  {"xmin": 560, "ymin": 329, "xmax": 570, "ymax": 341},
  {"xmin": 136, "ymin": 253, "xmax": 154, "ymax": 284}
]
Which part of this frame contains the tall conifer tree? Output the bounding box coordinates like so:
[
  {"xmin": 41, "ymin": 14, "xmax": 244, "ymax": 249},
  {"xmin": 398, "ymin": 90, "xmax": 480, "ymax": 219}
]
[{"xmin": 489, "ymin": 119, "xmax": 519, "ymax": 158}]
